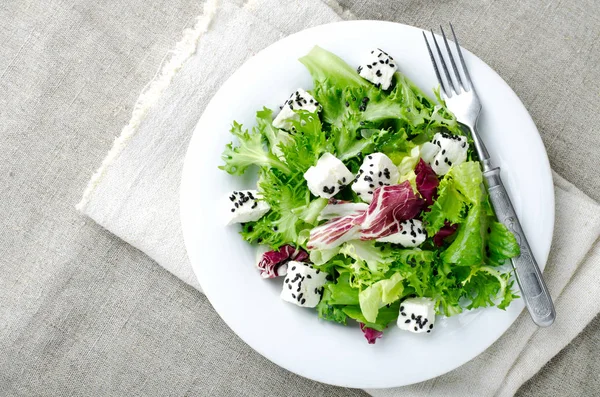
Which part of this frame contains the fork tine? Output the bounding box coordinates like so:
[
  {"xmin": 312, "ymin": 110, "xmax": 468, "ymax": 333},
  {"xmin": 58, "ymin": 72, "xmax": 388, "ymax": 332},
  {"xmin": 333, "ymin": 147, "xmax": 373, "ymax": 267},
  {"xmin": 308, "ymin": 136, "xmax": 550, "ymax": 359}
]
[
  {"xmin": 430, "ymin": 30, "xmax": 456, "ymax": 95},
  {"xmin": 449, "ymin": 23, "xmax": 472, "ymax": 90},
  {"xmin": 422, "ymin": 31, "xmax": 448, "ymax": 97},
  {"xmin": 440, "ymin": 25, "xmax": 464, "ymax": 92}
]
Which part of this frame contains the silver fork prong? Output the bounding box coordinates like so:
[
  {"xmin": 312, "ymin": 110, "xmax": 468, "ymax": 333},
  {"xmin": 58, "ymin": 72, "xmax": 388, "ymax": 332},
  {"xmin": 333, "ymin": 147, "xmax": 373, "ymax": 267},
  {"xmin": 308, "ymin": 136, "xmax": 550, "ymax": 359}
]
[
  {"xmin": 449, "ymin": 23, "xmax": 472, "ymax": 91},
  {"xmin": 430, "ymin": 30, "xmax": 456, "ymax": 95},
  {"xmin": 440, "ymin": 25, "xmax": 463, "ymax": 93},
  {"xmin": 422, "ymin": 31, "xmax": 448, "ymax": 97}
]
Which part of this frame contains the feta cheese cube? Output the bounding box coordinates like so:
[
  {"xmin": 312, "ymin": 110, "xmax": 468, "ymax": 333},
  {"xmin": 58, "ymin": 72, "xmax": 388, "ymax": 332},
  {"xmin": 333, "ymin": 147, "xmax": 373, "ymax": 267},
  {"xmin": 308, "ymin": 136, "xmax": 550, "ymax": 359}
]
[
  {"xmin": 273, "ymin": 88, "xmax": 320, "ymax": 130},
  {"xmin": 397, "ymin": 297, "xmax": 436, "ymax": 333},
  {"xmin": 225, "ymin": 189, "xmax": 270, "ymax": 225},
  {"xmin": 377, "ymin": 219, "xmax": 427, "ymax": 247},
  {"xmin": 352, "ymin": 152, "xmax": 400, "ymax": 203},
  {"xmin": 357, "ymin": 48, "xmax": 397, "ymax": 90},
  {"xmin": 280, "ymin": 261, "xmax": 328, "ymax": 308},
  {"xmin": 304, "ymin": 153, "xmax": 354, "ymax": 199},
  {"xmin": 429, "ymin": 132, "xmax": 469, "ymax": 176},
  {"xmin": 420, "ymin": 142, "xmax": 440, "ymax": 164}
]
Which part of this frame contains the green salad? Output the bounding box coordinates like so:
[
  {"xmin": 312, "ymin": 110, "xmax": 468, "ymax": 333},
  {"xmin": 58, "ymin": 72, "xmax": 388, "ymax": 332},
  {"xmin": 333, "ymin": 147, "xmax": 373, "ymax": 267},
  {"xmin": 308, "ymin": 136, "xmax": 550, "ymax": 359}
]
[{"xmin": 220, "ymin": 46, "xmax": 520, "ymax": 344}]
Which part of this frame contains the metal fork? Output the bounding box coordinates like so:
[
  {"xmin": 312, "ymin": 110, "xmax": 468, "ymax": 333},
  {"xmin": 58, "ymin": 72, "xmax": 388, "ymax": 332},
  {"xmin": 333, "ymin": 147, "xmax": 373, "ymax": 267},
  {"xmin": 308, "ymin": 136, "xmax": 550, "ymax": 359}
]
[{"xmin": 423, "ymin": 25, "xmax": 555, "ymax": 327}]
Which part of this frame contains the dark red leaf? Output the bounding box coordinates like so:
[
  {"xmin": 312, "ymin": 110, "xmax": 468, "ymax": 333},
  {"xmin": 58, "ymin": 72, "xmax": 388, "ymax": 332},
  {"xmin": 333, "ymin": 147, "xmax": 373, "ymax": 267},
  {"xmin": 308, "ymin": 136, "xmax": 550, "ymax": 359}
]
[
  {"xmin": 415, "ymin": 159, "xmax": 439, "ymax": 206},
  {"xmin": 257, "ymin": 245, "xmax": 308, "ymax": 278},
  {"xmin": 359, "ymin": 323, "xmax": 383, "ymax": 344},
  {"xmin": 433, "ymin": 222, "xmax": 458, "ymax": 247},
  {"xmin": 360, "ymin": 182, "xmax": 425, "ymax": 240}
]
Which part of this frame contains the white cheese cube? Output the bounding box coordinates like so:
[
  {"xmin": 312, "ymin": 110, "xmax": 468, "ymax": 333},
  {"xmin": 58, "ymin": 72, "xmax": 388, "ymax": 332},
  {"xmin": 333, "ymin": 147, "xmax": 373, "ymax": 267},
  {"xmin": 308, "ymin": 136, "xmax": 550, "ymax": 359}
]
[
  {"xmin": 304, "ymin": 153, "xmax": 354, "ymax": 199},
  {"xmin": 420, "ymin": 142, "xmax": 440, "ymax": 164},
  {"xmin": 430, "ymin": 132, "xmax": 469, "ymax": 175},
  {"xmin": 357, "ymin": 48, "xmax": 397, "ymax": 90},
  {"xmin": 397, "ymin": 297, "xmax": 436, "ymax": 334},
  {"xmin": 352, "ymin": 152, "xmax": 399, "ymax": 203},
  {"xmin": 273, "ymin": 88, "xmax": 320, "ymax": 130},
  {"xmin": 377, "ymin": 219, "xmax": 427, "ymax": 247},
  {"xmin": 280, "ymin": 261, "xmax": 328, "ymax": 308},
  {"xmin": 225, "ymin": 189, "xmax": 270, "ymax": 225}
]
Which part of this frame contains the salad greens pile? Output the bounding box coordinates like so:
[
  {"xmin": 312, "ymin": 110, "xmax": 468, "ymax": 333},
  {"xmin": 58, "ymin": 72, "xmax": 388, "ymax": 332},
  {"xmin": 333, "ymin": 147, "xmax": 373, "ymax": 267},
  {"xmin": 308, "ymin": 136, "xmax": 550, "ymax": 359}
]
[{"xmin": 220, "ymin": 46, "xmax": 520, "ymax": 338}]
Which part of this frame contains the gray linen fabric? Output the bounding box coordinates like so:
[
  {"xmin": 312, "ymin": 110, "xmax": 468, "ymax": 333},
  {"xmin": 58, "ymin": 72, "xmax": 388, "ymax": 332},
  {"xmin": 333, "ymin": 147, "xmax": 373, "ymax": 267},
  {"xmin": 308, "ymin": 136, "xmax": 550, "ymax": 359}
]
[{"xmin": 1, "ymin": 1, "xmax": 599, "ymax": 397}]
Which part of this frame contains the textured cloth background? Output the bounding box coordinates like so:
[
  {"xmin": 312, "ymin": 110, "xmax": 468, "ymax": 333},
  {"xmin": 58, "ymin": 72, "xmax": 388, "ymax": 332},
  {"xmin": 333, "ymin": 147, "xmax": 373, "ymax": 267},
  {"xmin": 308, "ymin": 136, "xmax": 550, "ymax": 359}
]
[{"xmin": 2, "ymin": 1, "xmax": 600, "ymax": 397}]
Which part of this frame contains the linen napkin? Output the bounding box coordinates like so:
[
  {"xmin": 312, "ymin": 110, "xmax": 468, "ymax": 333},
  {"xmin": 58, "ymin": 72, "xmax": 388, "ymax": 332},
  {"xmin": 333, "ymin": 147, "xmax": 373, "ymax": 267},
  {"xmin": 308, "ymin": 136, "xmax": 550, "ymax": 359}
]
[{"xmin": 77, "ymin": 0, "xmax": 600, "ymax": 395}]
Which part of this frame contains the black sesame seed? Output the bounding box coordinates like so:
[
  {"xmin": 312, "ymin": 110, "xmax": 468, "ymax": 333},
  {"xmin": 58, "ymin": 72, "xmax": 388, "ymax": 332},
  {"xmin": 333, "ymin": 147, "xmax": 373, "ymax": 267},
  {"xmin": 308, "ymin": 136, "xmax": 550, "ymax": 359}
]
[
  {"xmin": 401, "ymin": 312, "xmax": 407, "ymax": 316},
  {"xmin": 411, "ymin": 314, "xmax": 415, "ymax": 319},
  {"xmin": 390, "ymin": 64, "xmax": 395, "ymax": 67},
  {"xmin": 402, "ymin": 231, "xmax": 407, "ymax": 235},
  {"xmin": 291, "ymin": 266, "xmax": 296, "ymax": 271},
  {"xmin": 235, "ymin": 203, "xmax": 239, "ymax": 208},
  {"xmin": 379, "ymin": 181, "xmax": 383, "ymax": 186},
  {"xmin": 292, "ymin": 294, "xmax": 296, "ymax": 299},
  {"xmin": 400, "ymin": 306, "xmax": 404, "ymax": 311},
  {"xmin": 376, "ymin": 70, "xmax": 382, "ymax": 77},
  {"xmin": 288, "ymin": 284, "xmax": 292, "ymax": 290},
  {"xmin": 405, "ymin": 319, "xmax": 411, "ymax": 324},
  {"xmin": 429, "ymin": 324, "xmax": 434, "ymax": 329},
  {"xmin": 448, "ymin": 160, "xmax": 452, "ymax": 166},
  {"xmin": 298, "ymin": 293, "xmax": 303, "ymax": 300},
  {"xmin": 412, "ymin": 239, "xmax": 416, "ymax": 244},
  {"xmin": 368, "ymin": 191, "xmax": 373, "ymax": 194},
  {"xmin": 442, "ymin": 149, "xmax": 446, "ymax": 155},
  {"xmin": 273, "ymin": 226, "xmax": 278, "ymax": 231},
  {"xmin": 231, "ymin": 209, "xmax": 235, "ymax": 212},
  {"xmin": 301, "ymin": 298, "xmax": 306, "ymax": 304},
  {"xmin": 435, "ymin": 160, "xmax": 439, "ymax": 166},
  {"xmin": 427, "ymin": 330, "xmax": 431, "ymax": 333},
  {"xmin": 251, "ymin": 202, "xmax": 257, "ymax": 209},
  {"xmin": 369, "ymin": 184, "xmax": 374, "ymax": 188},
  {"xmin": 367, "ymin": 65, "xmax": 372, "ymax": 69}
]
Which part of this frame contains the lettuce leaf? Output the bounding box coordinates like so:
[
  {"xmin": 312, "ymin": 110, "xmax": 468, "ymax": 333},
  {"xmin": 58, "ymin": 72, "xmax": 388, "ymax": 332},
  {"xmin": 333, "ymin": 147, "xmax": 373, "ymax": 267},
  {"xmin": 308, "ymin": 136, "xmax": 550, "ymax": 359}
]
[
  {"xmin": 359, "ymin": 272, "xmax": 405, "ymax": 322},
  {"xmin": 220, "ymin": 121, "xmax": 291, "ymax": 175}
]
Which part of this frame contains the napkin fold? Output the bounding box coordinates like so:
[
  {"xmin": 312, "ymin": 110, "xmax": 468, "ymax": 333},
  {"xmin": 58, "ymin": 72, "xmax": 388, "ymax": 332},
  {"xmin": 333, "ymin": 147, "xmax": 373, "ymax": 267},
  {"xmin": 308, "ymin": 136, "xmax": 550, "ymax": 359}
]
[{"xmin": 77, "ymin": 0, "xmax": 600, "ymax": 395}]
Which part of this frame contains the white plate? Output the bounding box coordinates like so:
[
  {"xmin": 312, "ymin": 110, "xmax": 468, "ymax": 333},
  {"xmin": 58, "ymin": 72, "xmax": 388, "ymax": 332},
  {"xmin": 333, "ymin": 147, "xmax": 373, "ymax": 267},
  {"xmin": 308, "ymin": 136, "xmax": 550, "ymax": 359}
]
[{"xmin": 180, "ymin": 21, "xmax": 554, "ymax": 388}]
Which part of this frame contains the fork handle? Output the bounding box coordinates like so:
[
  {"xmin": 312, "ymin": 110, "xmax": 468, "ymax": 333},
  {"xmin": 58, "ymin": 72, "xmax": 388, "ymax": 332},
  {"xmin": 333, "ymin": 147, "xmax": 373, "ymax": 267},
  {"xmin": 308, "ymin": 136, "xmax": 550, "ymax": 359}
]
[{"xmin": 483, "ymin": 166, "xmax": 556, "ymax": 327}]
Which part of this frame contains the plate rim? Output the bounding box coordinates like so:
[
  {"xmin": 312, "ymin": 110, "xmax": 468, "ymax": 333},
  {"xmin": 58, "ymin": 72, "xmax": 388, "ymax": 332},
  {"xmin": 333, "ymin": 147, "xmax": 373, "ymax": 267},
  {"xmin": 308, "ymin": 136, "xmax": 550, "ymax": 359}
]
[{"xmin": 180, "ymin": 19, "xmax": 555, "ymax": 388}]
